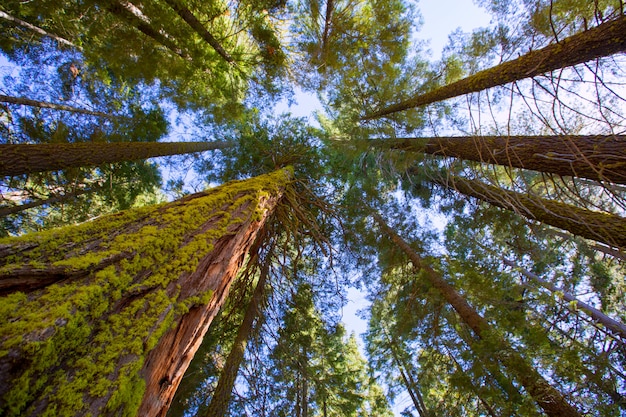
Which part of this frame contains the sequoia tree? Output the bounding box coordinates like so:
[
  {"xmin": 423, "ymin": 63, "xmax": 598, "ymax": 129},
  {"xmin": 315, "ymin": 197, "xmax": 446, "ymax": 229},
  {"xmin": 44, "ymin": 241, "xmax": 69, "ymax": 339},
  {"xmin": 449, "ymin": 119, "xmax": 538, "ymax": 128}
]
[{"xmin": 0, "ymin": 168, "xmax": 292, "ymax": 417}]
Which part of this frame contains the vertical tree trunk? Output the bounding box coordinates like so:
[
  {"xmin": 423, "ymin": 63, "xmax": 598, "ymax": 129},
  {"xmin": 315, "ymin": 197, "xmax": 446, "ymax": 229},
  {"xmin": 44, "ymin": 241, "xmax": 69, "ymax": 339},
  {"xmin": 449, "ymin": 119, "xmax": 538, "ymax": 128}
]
[
  {"xmin": 373, "ymin": 212, "xmax": 583, "ymax": 417},
  {"xmin": 105, "ymin": 0, "xmax": 191, "ymax": 60},
  {"xmin": 0, "ymin": 11, "xmax": 80, "ymax": 49},
  {"xmin": 162, "ymin": 0, "xmax": 236, "ymax": 65},
  {"xmin": 0, "ymin": 168, "xmax": 292, "ymax": 417},
  {"xmin": 0, "ymin": 94, "xmax": 112, "ymax": 117},
  {"xmin": 369, "ymin": 135, "xmax": 626, "ymax": 184},
  {"xmin": 363, "ymin": 15, "xmax": 626, "ymax": 119},
  {"xmin": 0, "ymin": 141, "xmax": 230, "ymax": 177},
  {"xmin": 202, "ymin": 251, "xmax": 270, "ymax": 417},
  {"xmin": 430, "ymin": 175, "xmax": 626, "ymax": 249}
]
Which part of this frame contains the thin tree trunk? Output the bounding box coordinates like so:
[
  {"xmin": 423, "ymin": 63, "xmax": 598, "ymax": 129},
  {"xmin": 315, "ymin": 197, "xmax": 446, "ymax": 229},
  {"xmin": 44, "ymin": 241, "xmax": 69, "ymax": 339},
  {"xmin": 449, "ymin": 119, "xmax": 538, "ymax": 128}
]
[
  {"xmin": 0, "ymin": 168, "xmax": 292, "ymax": 417},
  {"xmin": 320, "ymin": 0, "xmax": 334, "ymax": 57},
  {"xmin": 363, "ymin": 15, "xmax": 626, "ymax": 119},
  {"xmin": 0, "ymin": 141, "xmax": 230, "ymax": 177},
  {"xmin": 202, "ymin": 251, "xmax": 270, "ymax": 417},
  {"xmin": 163, "ymin": 0, "xmax": 236, "ymax": 65},
  {"xmin": 370, "ymin": 135, "xmax": 626, "ymax": 184},
  {"xmin": 373, "ymin": 212, "xmax": 583, "ymax": 417},
  {"xmin": 0, "ymin": 185, "xmax": 101, "ymax": 218},
  {"xmin": 105, "ymin": 0, "xmax": 191, "ymax": 60},
  {"xmin": 429, "ymin": 174, "xmax": 626, "ymax": 249},
  {"xmin": 542, "ymin": 228, "xmax": 626, "ymax": 261},
  {"xmin": 503, "ymin": 259, "xmax": 626, "ymax": 340},
  {"xmin": 0, "ymin": 94, "xmax": 112, "ymax": 118},
  {"xmin": 0, "ymin": 11, "xmax": 80, "ymax": 49}
]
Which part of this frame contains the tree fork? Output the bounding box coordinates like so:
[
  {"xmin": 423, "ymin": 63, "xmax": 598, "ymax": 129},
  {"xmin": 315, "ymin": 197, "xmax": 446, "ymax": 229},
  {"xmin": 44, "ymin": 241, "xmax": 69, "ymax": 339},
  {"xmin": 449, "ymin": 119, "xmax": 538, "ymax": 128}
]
[
  {"xmin": 363, "ymin": 15, "xmax": 626, "ymax": 119},
  {"xmin": 373, "ymin": 212, "xmax": 583, "ymax": 417},
  {"xmin": 0, "ymin": 141, "xmax": 230, "ymax": 177},
  {"xmin": 370, "ymin": 135, "xmax": 626, "ymax": 184}
]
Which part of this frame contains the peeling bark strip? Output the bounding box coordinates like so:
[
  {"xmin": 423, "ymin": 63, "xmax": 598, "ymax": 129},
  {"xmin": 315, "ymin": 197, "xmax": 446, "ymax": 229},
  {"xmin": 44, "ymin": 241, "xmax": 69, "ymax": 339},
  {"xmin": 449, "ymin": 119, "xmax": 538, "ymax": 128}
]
[
  {"xmin": 0, "ymin": 168, "xmax": 292, "ymax": 417},
  {"xmin": 431, "ymin": 175, "xmax": 626, "ymax": 249},
  {"xmin": 0, "ymin": 94, "xmax": 111, "ymax": 118},
  {"xmin": 371, "ymin": 135, "xmax": 626, "ymax": 184},
  {"xmin": 0, "ymin": 141, "xmax": 231, "ymax": 177},
  {"xmin": 363, "ymin": 16, "xmax": 626, "ymax": 119},
  {"xmin": 373, "ymin": 213, "xmax": 583, "ymax": 417}
]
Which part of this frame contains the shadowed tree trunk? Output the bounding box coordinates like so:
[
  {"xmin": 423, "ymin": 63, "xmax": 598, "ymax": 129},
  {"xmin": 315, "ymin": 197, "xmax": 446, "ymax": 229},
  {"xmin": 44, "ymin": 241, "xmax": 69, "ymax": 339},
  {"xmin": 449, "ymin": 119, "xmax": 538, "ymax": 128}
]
[
  {"xmin": 202, "ymin": 248, "xmax": 270, "ymax": 417},
  {"xmin": 363, "ymin": 15, "xmax": 626, "ymax": 119},
  {"xmin": 373, "ymin": 212, "xmax": 583, "ymax": 417},
  {"xmin": 0, "ymin": 11, "xmax": 80, "ymax": 49},
  {"xmin": 428, "ymin": 174, "xmax": 626, "ymax": 249},
  {"xmin": 0, "ymin": 141, "xmax": 231, "ymax": 177},
  {"xmin": 163, "ymin": 0, "xmax": 236, "ymax": 65},
  {"xmin": 105, "ymin": 0, "xmax": 191, "ymax": 60},
  {"xmin": 0, "ymin": 94, "xmax": 112, "ymax": 117},
  {"xmin": 369, "ymin": 135, "xmax": 626, "ymax": 184},
  {"xmin": 0, "ymin": 168, "xmax": 292, "ymax": 417}
]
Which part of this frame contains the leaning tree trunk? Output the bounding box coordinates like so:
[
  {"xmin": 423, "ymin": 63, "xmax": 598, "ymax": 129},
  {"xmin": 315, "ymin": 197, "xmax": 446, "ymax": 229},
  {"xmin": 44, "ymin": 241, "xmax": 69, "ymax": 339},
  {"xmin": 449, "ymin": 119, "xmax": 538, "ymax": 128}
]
[
  {"xmin": 0, "ymin": 185, "xmax": 102, "ymax": 218},
  {"xmin": 369, "ymin": 135, "xmax": 626, "ymax": 184},
  {"xmin": 363, "ymin": 15, "xmax": 626, "ymax": 119},
  {"xmin": 429, "ymin": 174, "xmax": 626, "ymax": 249},
  {"xmin": 163, "ymin": 0, "xmax": 236, "ymax": 65},
  {"xmin": 202, "ymin": 250, "xmax": 270, "ymax": 417},
  {"xmin": 0, "ymin": 168, "xmax": 292, "ymax": 417},
  {"xmin": 0, "ymin": 141, "xmax": 230, "ymax": 177},
  {"xmin": 373, "ymin": 213, "xmax": 583, "ymax": 417},
  {"xmin": 105, "ymin": 0, "xmax": 191, "ymax": 60},
  {"xmin": 503, "ymin": 259, "xmax": 626, "ymax": 340},
  {"xmin": 0, "ymin": 94, "xmax": 112, "ymax": 118},
  {"xmin": 0, "ymin": 11, "xmax": 80, "ymax": 49}
]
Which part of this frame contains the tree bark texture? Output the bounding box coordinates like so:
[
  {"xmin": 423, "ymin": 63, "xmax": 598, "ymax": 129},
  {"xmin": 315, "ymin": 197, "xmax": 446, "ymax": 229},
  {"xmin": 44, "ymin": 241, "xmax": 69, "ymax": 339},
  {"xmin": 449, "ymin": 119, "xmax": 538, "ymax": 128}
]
[
  {"xmin": 0, "ymin": 141, "xmax": 230, "ymax": 177},
  {"xmin": 373, "ymin": 212, "xmax": 583, "ymax": 417},
  {"xmin": 0, "ymin": 11, "xmax": 80, "ymax": 49},
  {"xmin": 105, "ymin": 0, "xmax": 191, "ymax": 60},
  {"xmin": 0, "ymin": 168, "xmax": 292, "ymax": 417},
  {"xmin": 372, "ymin": 135, "xmax": 626, "ymax": 184},
  {"xmin": 202, "ymin": 254, "xmax": 269, "ymax": 417},
  {"xmin": 163, "ymin": 0, "xmax": 236, "ymax": 64},
  {"xmin": 363, "ymin": 15, "xmax": 626, "ymax": 119},
  {"xmin": 0, "ymin": 94, "xmax": 111, "ymax": 117},
  {"xmin": 503, "ymin": 259, "xmax": 626, "ymax": 340},
  {"xmin": 430, "ymin": 175, "xmax": 626, "ymax": 249}
]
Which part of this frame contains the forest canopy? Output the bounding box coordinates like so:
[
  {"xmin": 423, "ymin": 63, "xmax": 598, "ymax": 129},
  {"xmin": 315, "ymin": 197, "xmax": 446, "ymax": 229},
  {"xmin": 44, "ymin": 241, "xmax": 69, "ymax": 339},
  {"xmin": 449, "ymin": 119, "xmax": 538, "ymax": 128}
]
[{"xmin": 1, "ymin": 1, "xmax": 625, "ymax": 416}]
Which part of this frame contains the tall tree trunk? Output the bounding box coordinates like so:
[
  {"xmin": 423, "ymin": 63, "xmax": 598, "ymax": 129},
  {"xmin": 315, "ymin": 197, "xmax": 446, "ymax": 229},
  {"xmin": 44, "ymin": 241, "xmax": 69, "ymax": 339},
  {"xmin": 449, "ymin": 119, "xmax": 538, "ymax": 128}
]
[
  {"xmin": 0, "ymin": 11, "xmax": 80, "ymax": 49},
  {"xmin": 0, "ymin": 94, "xmax": 112, "ymax": 117},
  {"xmin": 0, "ymin": 141, "xmax": 230, "ymax": 177},
  {"xmin": 503, "ymin": 259, "xmax": 626, "ymax": 340},
  {"xmin": 202, "ymin": 251, "xmax": 270, "ymax": 417},
  {"xmin": 0, "ymin": 168, "xmax": 292, "ymax": 417},
  {"xmin": 363, "ymin": 15, "xmax": 626, "ymax": 119},
  {"xmin": 429, "ymin": 174, "xmax": 626, "ymax": 249},
  {"xmin": 0, "ymin": 185, "xmax": 101, "ymax": 218},
  {"xmin": 105, "ymin": 0, "xmax": 191, "ymax": 60},
  {"xmin": 369, "ymin": 135, "xmax": 626, "ymax": 184},
  {"xmin": 373, "ymin": 212, "xmax": 583, "ymax": 417},
  {"xmin": 163, "ymin": 0, "xmax": 236, "ymax": 65}
]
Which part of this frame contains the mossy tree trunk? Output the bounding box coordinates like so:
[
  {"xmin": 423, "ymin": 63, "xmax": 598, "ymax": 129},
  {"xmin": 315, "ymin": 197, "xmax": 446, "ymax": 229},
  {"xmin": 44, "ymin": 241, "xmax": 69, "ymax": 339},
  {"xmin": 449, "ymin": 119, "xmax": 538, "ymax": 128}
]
[
  {"xmin": 202, "ymin": 250, "xmax": 269, "ymax": 417},
  {"xmin": 0, "ymin": 94, "xmax": 111, "ymax": 118},
  {"xmin": 430, "ymin": 175, "xmax": 626, "ymax": 249},
  {"xmin": 373, "ymin": 212, "xmax": 583, "ymax": 417},
  {"xmin": 0, "ymin": 168, "xmax": 292, "ymax": 417},
  {"xmin": 363, "ymin": 15, "xmax": 626, "ymax": 119},
  {"xmin": 0, "ymin": 141, "xmax": 231, "ymax": 177},
  {"xmin": 369, "ymin": 135, "xmax": 626, "ymax": 184}
]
